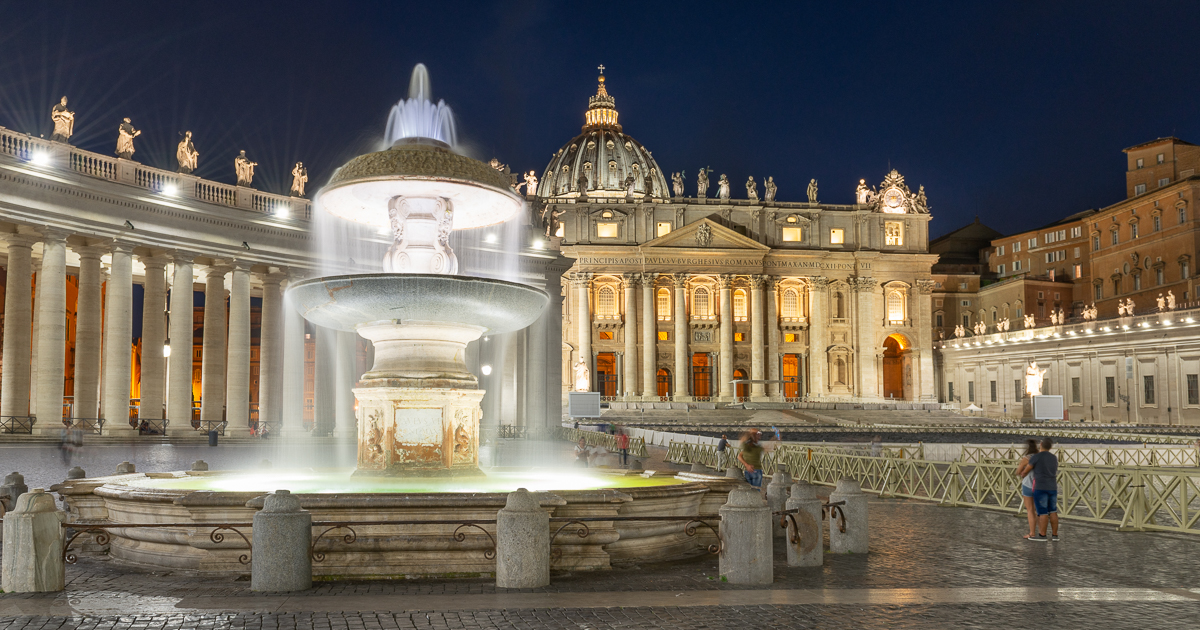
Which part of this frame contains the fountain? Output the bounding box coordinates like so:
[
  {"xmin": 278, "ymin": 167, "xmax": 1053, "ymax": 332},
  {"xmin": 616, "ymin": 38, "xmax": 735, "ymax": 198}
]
[
  {"xmin": 51, "ymin": 65, "xmax": 728, "ymax": 578},
  {"xmin": 289, "ymin": 63, "xmax": 546, "ymax": 477}
]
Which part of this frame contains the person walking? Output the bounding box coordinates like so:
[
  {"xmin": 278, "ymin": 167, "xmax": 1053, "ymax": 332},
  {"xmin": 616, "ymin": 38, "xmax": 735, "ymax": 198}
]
[
  {"xmin": 574, "ymin": 438, "xmax": 590, "ymax": 468},
  {"xmin": 615, "ymin": 430, "xmax": 630, "ymax": 467},
  {"xmin": 738, "ymin": 429, "xmax": 765, "ymax": 489},
  {"xmin": 870, "ymin": 436, "xmax": 883, "ymax": 458},
  {"xmin": 1026, "ymin": 438, "xmax": 1060, "ymax": 541},
  {"xmin": 1015, "ymin": 438, "xmax": 1039, "ymax": 539},
  {"xmin": 716, "ymin": 434, "xmax": 729, "ymax": 470}
]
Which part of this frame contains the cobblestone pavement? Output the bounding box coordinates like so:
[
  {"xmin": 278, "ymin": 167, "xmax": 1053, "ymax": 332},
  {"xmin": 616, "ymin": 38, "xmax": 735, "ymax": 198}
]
[{"xmin": 4, "ymin": 496, "xmax": 1200, "ymax": 628}]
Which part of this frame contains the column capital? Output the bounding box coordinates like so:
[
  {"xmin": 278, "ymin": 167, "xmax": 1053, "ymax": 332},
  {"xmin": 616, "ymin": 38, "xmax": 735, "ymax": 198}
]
[
  {"xmin": 107, "ymin": 239, "xmax": 135, "ymax": 255},
  {"xmin": 1, "ymin": 233, "xmax": 40, "ymax": 249},
  {"xmin": 750, "ymin": 274, "xmax": 770, "ymax": 290},
  {"xmin": 229, "ymin": 259, "xmax": 254, "ymax": 273},
  {"xmin": 916, "ymin": 278, "xmax": 936, "ymax": 294},
  {"xmin": 672, "ymin": 272, "xmax": 689, "ymax": 288},
  {"xmin": 809, "ymin": 275, "xmax": 829, "ymax": 289},
  {"xmin": 205, "ymin": 263, "xmax": 231, "ymax": 279},
  {"xmin": 73, "ymin": 244, "xmax": 109, "ymax": 261},
  {"xmin": 851, "ymin": 276, "xmax": 877, "ymax": 292},
  {"xmin": 621, "ymin": 272, "xmax": 642, "ymax": 288},
  {"xmin": 139, "ymin": 254, "xmax": 172, "ymax": 269},
  {"xmin": 717, "ymin": 273, "xmax": 734, "ymax": 289},
  {"xmin": 642, "ymin": 272, "xmax": 659, "ymax": 285},
  {"xmin": 40, "ymin": 227, "xmax": 71, "ymax": 243},
  {"xmin": 260, "ymin": 271, "xmax": 287, "ymax": 286},
  {"xmin": 171, "ymin": 250, "xmax": 198, "ymax": 264}
]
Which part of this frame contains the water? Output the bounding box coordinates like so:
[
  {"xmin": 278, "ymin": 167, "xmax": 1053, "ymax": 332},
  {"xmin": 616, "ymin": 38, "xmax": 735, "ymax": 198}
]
[{"xmin": 382, "ymin": 63, "xmax": 457, "ymax": 148}]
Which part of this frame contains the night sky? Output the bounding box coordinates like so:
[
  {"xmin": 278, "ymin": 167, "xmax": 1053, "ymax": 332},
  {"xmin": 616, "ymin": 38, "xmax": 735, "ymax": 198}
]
[{"xmin": 2, "ymin": 1, "xmax": 1197, "ymax": 238}]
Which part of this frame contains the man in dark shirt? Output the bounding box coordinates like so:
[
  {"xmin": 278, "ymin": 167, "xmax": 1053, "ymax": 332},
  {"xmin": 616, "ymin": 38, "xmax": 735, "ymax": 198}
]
[
  {"xmin": 1026, "ymin": 438, "xmax": 1060, "ymax": 541},
  {"xmin": 717, "ymin": 434, "xmax": 729, "ymax": 470}
]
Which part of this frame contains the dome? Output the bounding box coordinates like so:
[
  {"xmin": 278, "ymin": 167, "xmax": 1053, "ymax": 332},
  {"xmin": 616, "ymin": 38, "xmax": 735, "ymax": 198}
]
[{"xmin": 539, "ymin": 74, "xmax": 669, "ymax": 200}]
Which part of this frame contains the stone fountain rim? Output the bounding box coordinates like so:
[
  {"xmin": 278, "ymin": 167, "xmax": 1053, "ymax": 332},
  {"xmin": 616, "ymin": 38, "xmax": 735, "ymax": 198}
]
[
  {"xmin": 322, "ymin": 142, "xmax": 515, "ymax": 194},
  {"xmin": 287, "ymin": 272, "xmax": 549, "ymax": 297}
]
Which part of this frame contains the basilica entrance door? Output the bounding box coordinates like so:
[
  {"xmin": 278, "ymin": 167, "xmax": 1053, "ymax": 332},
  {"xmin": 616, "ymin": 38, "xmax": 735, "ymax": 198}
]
[
  {"xmin": 883, "ymin": 334, "xmax": 908, "ymax": 400},
  {"xmin": 691, "ymin": 353, "xmax": 712, "ymax": 399},
  {"xmin": 734, "ymin": 369, "xmax": 749, "ymax": 400},
  {"xmin": 782, "ymin": 354, "xmax": 801, "ymax": 399},
  {"xmin": 596, "ymin": 352, "xmax": 617, "ymax": 398}
]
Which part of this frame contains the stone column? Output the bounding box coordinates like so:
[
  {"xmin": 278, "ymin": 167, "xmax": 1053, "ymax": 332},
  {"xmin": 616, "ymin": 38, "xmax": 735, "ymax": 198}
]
[
  {"xmin": 916, "ymin": 279, "xmax": 936, "ymax": 401},
  {"xmin": 717, "ymin": 485, "xmax": 773, "ymax": 585},
  {"xmin": 641, "ymin": 273, "xmax": 657, "ymax": 398},
  {"xmin": 138, "ymin": 256, "xmax": 169, "ymax": 421},
  {"xmin": 72, "ymin": 247, "xmax": 105, "ymax": 421},
  {"xmin": 622, "ymin": 273, "xmax": 639, "ymax": 398},
  {"xmin": 750, "ymin": 275, "xmax": 767, "ymax": 400},
  {"xmin": 225, "ymin": 263, "xmax": 252, "ymax": 436},
  {"xmin": 101, "ymin": 243, "xmax": 135, "ymax": 435},
  {"xmin": 523, "ymin": 306, "xmax": 548, "ymax": 427},
  {"xmin": 166, "ymin": 254, "xmax": 196, "ymax": 430},
  {"xmin": 1, "ymin": 235, "xmax": 36, "ymax": 418},
  {"xmin": 574, "ymin": 272, "xmax": 592, "ymax": 390},
  {"xmin": 718, "ymin": 274, "xmax": 734, "ymax": 401},
  {"xmin": 29, "ymin": 269, "xmax": 39, "ymax": 417},
  {"xmin": 33, "ymin": 231, "xmax": 68, "ymax": 434},
  {"xmin": 672, "ymin": 273, "xmax": 689, "ymax": 399},
  {"xmin": 280, "ymin": 274, "xmax": 307, "ymax": 436},
  {"xmin": 853, "ymin": 278, "xmax": 878, "ymax": 400},
  {"xmin": 335, "ymin": 330, "xmax": 357, "ymax": 436},
  {"xmin": 766, "ymin": 277, "xmax": 780, "ymax": 399},
  {"xmin": 808, "ymin": 277, "xmax": 828, "ymax": 398},
  {"xmin": 200, "ymin": 264, "xmax": 229, "ymax": 426},
  {"xmin": 257, "ymin": 273, "xmax": 284, "ymax": 432},
  {"xmin": 314, "ymin": 326, "xmax": 336, "ymax": 435}
]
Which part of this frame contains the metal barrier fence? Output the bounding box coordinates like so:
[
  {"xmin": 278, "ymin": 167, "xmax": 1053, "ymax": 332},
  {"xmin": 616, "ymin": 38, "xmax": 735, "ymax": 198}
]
[
  {"xmin": 665, "ymin": 441, "xmax": 920, "ymax": 471},
  {"xmin": 666, "ymin": 441, "xmax": 1200, "ymax": 534},
  {"xmin": 551, "ymin": 426, "xmax": 649, "ymax": 458},
  {"xmin": 635, "ymin": 422, "xmax": 1200, "ymax": 445},
  {"xmin": 0, "ymin": 416, "xmax": 34, "ymax": 434},
  {"xmin": 959, "ymin": 444, "xmax": 1200, "ymax": 467}
]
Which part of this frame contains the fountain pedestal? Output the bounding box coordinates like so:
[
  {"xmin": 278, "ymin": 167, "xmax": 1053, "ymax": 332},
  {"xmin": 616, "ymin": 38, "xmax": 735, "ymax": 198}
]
[{"xmin": 353, "ymin": 387, "xmax": 484, "ymax": 477}]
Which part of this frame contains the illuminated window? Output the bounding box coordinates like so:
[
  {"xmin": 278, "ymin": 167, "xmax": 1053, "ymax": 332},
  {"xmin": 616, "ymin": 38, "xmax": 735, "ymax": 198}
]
[
  {"xmin": 598, "ymin": 331, "xmax": 613, "ymax": 340},
  {"xmin": 830, "ymin": 228, "xmax": 844, "ymax": 245},
  {"xmin": 733, "ymin": 333, "xmax": 745, "ymax": 341},
  {"xmin": 885, "ymin": 222, "xmax": 903, "ymax": 246},
  {"xmin": 694, "ymin": 287, "xmax": 711, "ymax": 317},
  {"xmin": 782, "ymin": 227, "xmax": 802, "ymax": 241},
  {"xmin": 887, "ymin": 290, "xmax": 905, "ymax": 322},
  {"xmin": 656, "ymin": 288, "xmax": 671, "ymax": 320},
  {"xmin": 733, "ymin": 289, "xmax": 747, "ymax": 320},
  {"xmin": 658, "ymin": 331, "xmax": 669, "ymax": 341},
  {"xmin": 782, "ymin": 288, "xmax": 800, "ymax": 318},
  {"xmin": 784, "ymin": 333, "xmax": 797, "ymax": 343},
  {"xmin": 656, "ymin": 222, "xmax": 672, "ymax": 237},
  {"xmin": 597, "ymin": 286, "xmax": 617, "ymax": 318},
  {"xmin": 1074, "ymin": 264, "xmax": 1082, "ymax": 279},
  {"xmin": 597, "ymin": 222, "xmax": 618, "ymax": 238}
]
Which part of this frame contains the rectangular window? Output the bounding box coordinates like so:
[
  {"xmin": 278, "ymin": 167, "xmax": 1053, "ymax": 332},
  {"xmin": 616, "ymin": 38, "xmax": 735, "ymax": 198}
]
[
  {"xmin": 1111, "ymin": 230, "xmax": 1119, "ymax": 246},
  {"xmin": 1074, "ymin": 246, "xmax": 1081, "ymax": 259},
  {"xmin": 1015, "ymin": 380, "xmax": 1022, "ymax": 401},
  {"xmin": 990, "ymin": 380, "xmax": 997, "ymax": 403},
  {"xmin": 1157, "ymin": 153, "xmax": 1165, "ymax": 164},
  {"xmin": 829, "ymin": 228, "xmax": 844, "ymax": 244},
  {"xmin": 948, "ymin": 382, "xmax": 955, "ymax": 401},
  {"xmin": 656, "ymin": 222, "xmax": 672, "ymax": 237},
  {"xmin": 1013, "ymin": 260, "xmax": 1022, "ymax": 271},
  {"xmin": 1028, "ymin": 237, "xmax": 1037, "ymax": 248},
  {"xmin": 935, "ymin": 313, "xmax": 943, "ymax": 327},
  {"xmin": 961, "ymin": 300, "xmax": 970, "ymax": 307},
  {"xmin": 998, "ymin": 264, "xmax": 1005, "ymax": 275},
  {"xmin": 1189, "ymin": 374, "xmax": 1199, "ymax": 406},
  {"xmin": 1135, "ymin": 183, "xmax": 1146, "ymax": 195},
  {"xmin": 1095, "ymin": 283, "xmax": 1103, "ymax": 300},
  {"xmin": 968, "ymin": 381, "xmax": 975, "ymax": 403},
  {"xmin": 1144, "ymin": 375, "xmax": 1155, "ymax": 405},
  {"xmin": 1153, "ymin": 215, "xmax": 1161, "ymax": 232},
  {"xmin": 1013, "ymin": 242, "xmax": 1021, "ymax": 253},
  {"xmin": 1184, "ymin": 261, "xmax": 1191, "ymax": 279},
  {"xmin": 658, "ymin": 331, "xmax": 669, "ymax": 341},
  {"xmin": 962, "ymin": 314, "xmax": 969, "ymax": 327},
  {"xmin": 1071, "ymin": 377, "xmax": 1081, "ymax": 404},
  {"xmin": 782, "ymin": 227, "xmax": 802, "ymax": 242},
  {"xmin": 733, "ymin": 332, "xmax": 744, "ymax": 342},
  {"xmin": 597, "ymin": 222, "xmax": 619, "ymax": 238},
  {"xmin": 998, "ymin": 245, "xmax": 1005, "ymax": 256},
  {"xmin": 1105, "ymin": 376, "xmax": 1116, "ymax": 404},
  {"xmin": 1136, "ymin": 157, "xmax": 1144, "ymax": 168},
  {"xmin": 1181, "ymin": 207, "xmax": 1188, "ymax": 224},
  {"xmin": 1131, "ymin": 223, "xmax": 1139, "ymax": 239},
  {"xmin": 784, "ymin": 333, "xmax": 797, "ymax": 343},
  {"xmin": 1159, "ymin": 177, "xmax": 1170, "ymax": 188},
  {"xmin": 1134, "ymin": 274, "xmax": 1142, "ymax": 290},
  {"xmin": 597, "ymin": 331, "xmax": 613, "ymax": 340},
  {"xmin": 1074, "ymin": 264, "xmax": 1082, "ymax": 279},
  {"xmin": 1093, "ymin": 235, "xmax": 1101, "ymax": 251},
  {"xmin": 1045, "ymin": 252, "xmax": 1053, "ymax": 264},
  {"xmin": 1156, "ymin": 268, "xmax": 1164, "ymax": 285},
  {"xmin": 885, "ymin": 221, "xmax": 903, "ymax": 246},
  {"xmin": 1071, "ymin": 226, "xmax": 1082, "ymax": 238}
]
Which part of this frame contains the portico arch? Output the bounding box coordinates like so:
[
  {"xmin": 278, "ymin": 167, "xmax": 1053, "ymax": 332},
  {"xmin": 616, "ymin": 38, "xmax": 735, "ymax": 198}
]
[{"xmin": 883, "ymin": 333, "xmax": 912, "ymax": 401}]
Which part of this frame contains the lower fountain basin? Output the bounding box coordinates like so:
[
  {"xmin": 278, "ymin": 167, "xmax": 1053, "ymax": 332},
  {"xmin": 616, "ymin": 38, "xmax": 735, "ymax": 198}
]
[{"xmin": 286, "ymin": 273, "xmax": 549, "ymax": 335}]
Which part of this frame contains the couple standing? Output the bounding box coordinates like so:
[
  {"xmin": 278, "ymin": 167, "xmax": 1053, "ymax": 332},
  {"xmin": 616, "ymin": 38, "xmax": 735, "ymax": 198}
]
[{"xmin": 1017, "ymin": 438, "xmax": 1060, "ymax": 541}]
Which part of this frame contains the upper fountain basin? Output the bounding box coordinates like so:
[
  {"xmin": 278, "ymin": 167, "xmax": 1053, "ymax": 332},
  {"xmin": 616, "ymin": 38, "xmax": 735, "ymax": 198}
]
[
  {"xmin": 317, "ymin": 141, "xmax": 522, "ymax": 230},
  {"xmin": 287, "ymin": 273, "xmax": 549, "ymax": 334}
]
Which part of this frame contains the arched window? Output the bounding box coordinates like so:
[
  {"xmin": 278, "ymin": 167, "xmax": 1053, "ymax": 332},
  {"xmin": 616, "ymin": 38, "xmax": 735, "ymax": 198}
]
[
  {"xmin": 597, "ymin": 286, "xmax": 616, "ymax": 318},
  {"xmin": 733, "ymin": 289, "xmax": 747, "ymax": 320},
  {"xmin": 656, "ymin": 288, "xmax": 671, "ymax": 320},
  {"xmin": 887, "ymin": 290, "xmax": 905, "ymax": 322},
  {"xmin": 782, "ymin": 288, "xmax": 800, "ymax": 318},
  {"xmin": 694, "ymin": 287, "xmax": 711, "ymax": 318}
]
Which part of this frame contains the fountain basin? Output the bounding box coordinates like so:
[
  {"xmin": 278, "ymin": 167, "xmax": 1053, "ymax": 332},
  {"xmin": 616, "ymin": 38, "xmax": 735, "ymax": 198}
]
[{"xmin": 53, "ymin": 470, "xmax": 727, "ymax": 578}]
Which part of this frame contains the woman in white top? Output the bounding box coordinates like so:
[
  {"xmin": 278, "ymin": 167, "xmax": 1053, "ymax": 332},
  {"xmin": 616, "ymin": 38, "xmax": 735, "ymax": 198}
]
[{"xmin": 1015, "ymin": 439, "xmax": 1039, "ymax": 539}]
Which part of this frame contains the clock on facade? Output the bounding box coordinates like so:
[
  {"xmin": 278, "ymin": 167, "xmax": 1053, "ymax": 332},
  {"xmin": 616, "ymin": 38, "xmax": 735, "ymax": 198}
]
[{"xmin": 882, "ymin": 188, "xmax": 905, "ymax": 213}]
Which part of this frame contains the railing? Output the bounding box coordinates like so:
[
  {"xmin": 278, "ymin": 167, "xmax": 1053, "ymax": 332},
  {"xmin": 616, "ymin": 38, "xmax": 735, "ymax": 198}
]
[
  {"xmin": 69, "ymin": 151, "xmax": 117, "ymax": 180},
  {"xmin": 134, "ymin": 166, "xmax": 177, "ymax": 192},
  {"xmin": 554, "ymin": 426, "xmax": 648, "ymax": 458},
  {"xmin": 194, "ymin": 179, "xmax": 238, "ymax": 206},
  {"xmin": 196, "ymin": 420, "xmax": 227, "ymax": 436},
  {"xmin": 959, "ymin": 444, "xmax": 1200, "ymax": 467},
  {"xmin": 0, "ymin": 128, "xmax": 35, "ymax": 160},
  {"xmin": 498, "ymin": 424, "xmax": 528, "ymax": 439},
  {"xmin": 0, "ymin": 416, "xmax": 34, "ymax": 434},
  {"xmin": 665, "ymin": 441, "xmax": 923, "ymax": 472},
  {"xmin": 70, "ymin": 418, "xmax": 103, "ymax": 435},
  {"xmin": 137, "ymin": 419, "xmax": 168, "ymax": 436}
]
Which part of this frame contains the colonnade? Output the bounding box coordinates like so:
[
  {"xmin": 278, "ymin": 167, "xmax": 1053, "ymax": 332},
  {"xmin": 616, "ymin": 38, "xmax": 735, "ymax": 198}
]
[{"xmin": 0, "ymin": 232, "xmax": 361, "ymax": 437}]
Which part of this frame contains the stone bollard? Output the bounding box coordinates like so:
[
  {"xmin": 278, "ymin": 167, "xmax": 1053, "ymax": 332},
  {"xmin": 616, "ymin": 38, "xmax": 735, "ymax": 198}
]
[
  {"xmin": 250, "ymin": 490, "xmax": 312, "ymax": 592},
  {"xmin": 495, "ymin": 488, "xmax": 550, "ymax": 588},
  {"xmin": 1, "ymin": 472, "xmax": 28, "ymax": 510},
  {"xmin": 784, "ymin": 482, "xmax": 823, "ymax": 567},
  {"xmin": 718, "ymin": 485, "xmax": 773, "ymax": 585},
  {"xmin": 66, "ymin": 467, "xmax": 86, "ymax": 480},
  {"xmin": 725, "ymin": 464, "xmax": 743, "ymax": 480},
  {"xmin": 828, "ymin": 478, "xmax": 869, "ymax": 554},
  {"xmin": 1, "ymin": 489, "xmax": 67, "ymax": 592},
  {"xmin": 115, "ymin": 461, "xmax": 136, "ymax": 474},
  {"xmin": 765, "ymin": 470, "xmax": 793, "ymax": 539},
  {"xmin": 192, "ymin": 460, "xmax": 209, "ymax": 471},
  {"xmin": 690, "ymin": 461, "xmax": 710, "ymax": 474}
]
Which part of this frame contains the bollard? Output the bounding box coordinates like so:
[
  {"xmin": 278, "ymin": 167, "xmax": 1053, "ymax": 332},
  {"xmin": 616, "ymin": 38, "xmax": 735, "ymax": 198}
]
[
  {"xmin": 1, "ymin": 489, "xmax": 67, "ymax": 592},
  {"xmin": 690, "ymin": 461, "xmax": 709, "ymax": 474},
  {"xmin": 192, "ymin": 460, "xmax": 209, "ymax": 471},
  {"xmin": 784, "ymin": 482, "xmax": 823, "ymax": 567},
  {"xmin": 725, "ymin": 464, "xmax": 743, "ymax": 480},
  {"xmin": 66, "ymin": 467, "xmax": 86, "ymax": 480},
  {"xmin": 1, "ymin": 472, "xmax": 29, "ymax": 509},
  {"xmin": 718, "ymin": 485, "xmax": 773, "ymax": 585},
  {"xmin": 828, "ymin": 478, "xmax": 868, "ymax": 554},
  {"xmin": 495, "ymin": 488, "xmax": 550, "ymax": 588},
  {"xmin": 766, "ymin": 470, "xmax": 792, "ymax": 539},
  {"xmin": 115, "ymin": 461, "xmax": 136, "ymax": 474},
  {"xmin": 250, "ymin": 490, "xmax": 312, "ymax": 592}
]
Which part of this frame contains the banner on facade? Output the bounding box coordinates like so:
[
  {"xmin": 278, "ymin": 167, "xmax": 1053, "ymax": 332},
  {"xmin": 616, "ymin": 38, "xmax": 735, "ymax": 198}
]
[{"xmin": 568, "ymin": 392, "xmax": 602, "ymax": 418}]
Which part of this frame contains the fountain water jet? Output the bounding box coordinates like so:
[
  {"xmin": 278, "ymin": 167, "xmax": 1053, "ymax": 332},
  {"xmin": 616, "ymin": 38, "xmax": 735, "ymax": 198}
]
[{"xmin": 290, "ymin": 64, "xmax": 547, "ymax": 477}]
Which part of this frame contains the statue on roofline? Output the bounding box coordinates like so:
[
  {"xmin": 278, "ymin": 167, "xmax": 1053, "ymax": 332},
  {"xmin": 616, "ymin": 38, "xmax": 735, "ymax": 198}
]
[
  {"xmin": 177, "ymin": 131, "xmax": 198, "ymax": 174},
  {"xmin": 115, "ymin": 118, "xmax": 140, "ymax": 159},
  {"xmin": 807, "ymin": 179, "xmax": 818, "ymax": 203},
  {"xmin": 672, "ymin": 172, "xmax": 684, "ymax": 198},
  {"xmin": 290, "ymin": 162, "xmax": 308, "ymax": 197},
  {"xmin": 764, "ymin": 176, "xmax": 777, "ymax": 202},
  {"xmin": 745, "ymin": 175, "xmax": 758, "ymax": 200},
  {"xmin": 50, "ymin": 96, "xmax": 74, "ymax": 143},
  {"xmin": 234, "ymin": 150, "xmax": 257, "ymax": 187},
  {"xmin": 717, "ymin": 174, "xmax": 730, "ymax": 200}
]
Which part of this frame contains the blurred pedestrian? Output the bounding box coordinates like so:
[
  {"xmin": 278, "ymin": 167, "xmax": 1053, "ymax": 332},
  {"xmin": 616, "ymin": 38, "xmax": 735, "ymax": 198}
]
[
  {"xmin": 1015, "ymin": 438, "xmax": 1039, "ymax": 539},
  {"xmin": 615, "ymin": 430, "xmax": 630, "ymax": 466},
  {"xmin": 738, "ymin": 429, "xmax": 764, "ymax": 489},
  {"xmin": 716, "ymin": 434, "xmax": 729, "ymax": 470},
  {"xmin": 870, "ymin": 436, "xmax": 883, "ymax": 458},
  {"xmin": 574, "ymin": 437, "xmax": 590, "ymax": 467}
]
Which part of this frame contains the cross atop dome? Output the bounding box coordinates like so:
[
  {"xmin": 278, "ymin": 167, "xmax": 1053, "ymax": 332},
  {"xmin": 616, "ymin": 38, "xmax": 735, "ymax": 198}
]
[{"xmin": 585, "ymin": 66, "xmax": 620, "ymax": 131}]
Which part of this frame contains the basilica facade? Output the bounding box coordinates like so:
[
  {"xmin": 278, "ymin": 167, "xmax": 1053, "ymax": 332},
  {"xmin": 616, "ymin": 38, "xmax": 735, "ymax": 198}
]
[{"xmin": 534, "ymin": 75, "xmax": 940, "ymax": 404}]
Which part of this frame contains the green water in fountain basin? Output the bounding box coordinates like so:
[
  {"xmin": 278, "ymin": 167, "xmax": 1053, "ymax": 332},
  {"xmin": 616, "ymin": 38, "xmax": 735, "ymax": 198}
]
[{"xmin": 133, "ymin": 469, "xmax": 685, "ymax": 494}]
